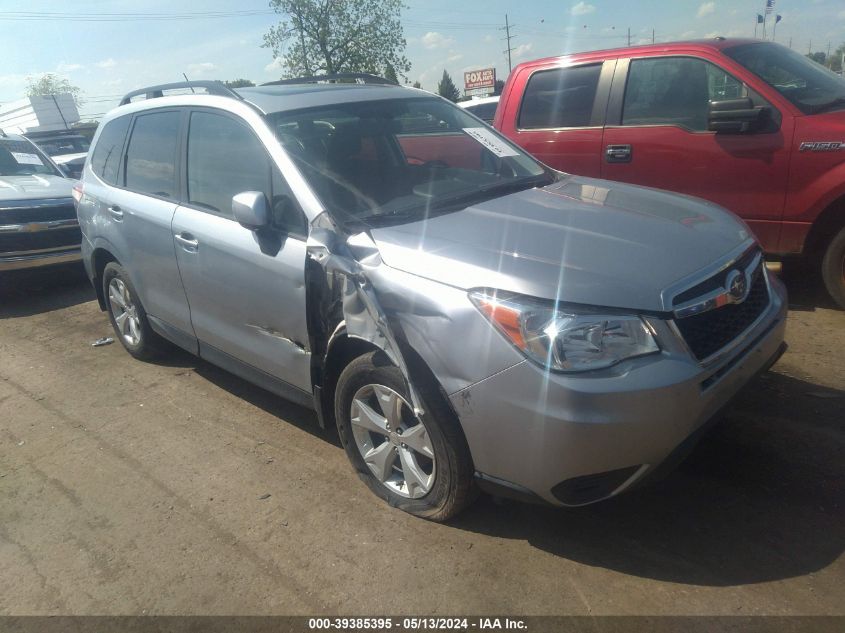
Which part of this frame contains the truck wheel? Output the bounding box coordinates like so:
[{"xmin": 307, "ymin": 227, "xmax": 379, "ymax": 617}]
[
  {"xmin": 821, "ymin": 225, "xmax": 845, "ymax": 309},
  {"xmin": 103, "ymin": 262, "xmax": 166, "ymax": 360},
  {"xmin": 334, "ymin": 351, "xmax": 476, "ymax": 521}
]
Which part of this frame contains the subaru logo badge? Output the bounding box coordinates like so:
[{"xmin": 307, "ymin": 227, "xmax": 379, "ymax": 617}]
[{"xmin": 725, "ymin": 270, "xmax": 748, "ymax": 304}]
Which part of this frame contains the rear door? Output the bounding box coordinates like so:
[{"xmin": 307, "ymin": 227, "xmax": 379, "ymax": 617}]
[
  {"xmin": 90, "ymin": 109, "xmax": 196, "ymax": 346},
  {"xmin": 171, "ymin": 109, "xmax": 311, "ymax": 393},
  {"xmin": 600, "ymin": 55, "xmax": 792, "ymax": 250},
  {"xmin": 496, "ymin": 60, "xmax": 614, "ymax": 177}
]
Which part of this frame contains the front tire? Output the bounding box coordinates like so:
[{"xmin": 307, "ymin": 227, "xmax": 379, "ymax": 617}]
[
  {"xmin": 821, "ymin": 224, "xmax": 845, "ymax": 309},
  {"xmin": 102, "ymin": 262, "xmax": 165, "ymax": 360},
  {"xmin": 334, "ymin": 351, "xmax": 476, "ymax": 521}
]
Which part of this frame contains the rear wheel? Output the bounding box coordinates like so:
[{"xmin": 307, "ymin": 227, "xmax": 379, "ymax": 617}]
[
  {"xmin": 334, "ymin": 351, "xmax": 476, "ymax": 521},
  {"xmin": 821, "ymin": 224, "xmax": 845, "ymax": 309},
  {"xmin": 103, "ymin": 262, "xmax": 165, "ymax": 360}
]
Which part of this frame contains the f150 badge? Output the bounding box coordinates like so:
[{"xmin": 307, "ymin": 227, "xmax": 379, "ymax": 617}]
[{"xmin": 799, "ymin": 141, "xmax": 845, "ymax": 152}]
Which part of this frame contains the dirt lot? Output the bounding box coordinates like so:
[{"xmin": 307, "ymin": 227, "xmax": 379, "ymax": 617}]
[{"xmin": 0, "ymin": 263, "xmax": 842, "ymax": 616}]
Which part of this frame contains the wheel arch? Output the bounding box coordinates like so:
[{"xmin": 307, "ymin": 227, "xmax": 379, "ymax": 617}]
[{"xmin": 91, "ymin": 247, "xmax": 120, "ymax": 311}]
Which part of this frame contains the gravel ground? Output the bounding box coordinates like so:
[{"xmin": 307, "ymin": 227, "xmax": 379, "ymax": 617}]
[{"xmin": 0, "ymin": 262, "xmax": 842, "ymax": 616}]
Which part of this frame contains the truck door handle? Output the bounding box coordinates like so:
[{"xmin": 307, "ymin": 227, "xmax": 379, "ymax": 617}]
[
  {"xmin": 107, "ymin": 205, "xmax": 124, "ymax": 220},
  {"xmin": 174, "ymin": 232, "xmax": 199, "ymax": 252},
  {"xmin": 606, "ymin": 144, "xmax": 632, "ymax": 163}
]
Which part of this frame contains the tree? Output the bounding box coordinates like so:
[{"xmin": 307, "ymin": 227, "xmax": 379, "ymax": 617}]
[
  {"xmin": 224, "ymin": 79, "xmax": 255, "ymax": 88},
  {"xmin": 25, "ymin": 74, "xmax": 83, "ymax": 107},
  {"xmin": 263, "ymin": 0, "xmax": 411, "ymax": 80},
  {"xmin": 437, "ymin": 70, "xmax": 459, "ymax": 102},
  {"xmin": 830, "ymin": 43, "xmax": 845, "ymax": 72},
  {"xmin": 493, "ymin": 79, "xmax": 505, "ymax": 96},
  {"xmin": 383, "ymin": 63, "xmax": 398, "ymax": 85},
  {"xmin": 806, "ymin": 52, "xmax": 826, "ymax": 66},
  {"xmin": 412, "ymin": 81, "xmax": 422, "ymax": 89}
]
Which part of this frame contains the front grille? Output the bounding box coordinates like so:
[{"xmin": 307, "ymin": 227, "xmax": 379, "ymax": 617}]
[
  {"xmin": 0, "ymin": 226, "xmax": 81, "ymax": 256},
  {"xmin": 0, "ymin": 200, "xmax": 80, "ymax": 256},
  {"xmin": 0, "ymin": 201, "xmax": 76, "ymax": 224},
  {"xmin": 674, "ymin": 264, "xmax": 770, "ymax": 361}
]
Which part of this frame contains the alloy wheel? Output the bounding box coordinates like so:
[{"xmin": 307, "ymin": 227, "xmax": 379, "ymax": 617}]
[
  {"xmin": 350, "ymin": 384, "xmax": 435, "ymax": 499},
  {"xmin": 108, "ymin": 277, "xmax": 142, "ymax": 346}
]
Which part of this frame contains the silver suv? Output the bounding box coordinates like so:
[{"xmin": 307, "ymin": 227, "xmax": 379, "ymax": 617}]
[{"xmin": 76, "ymin": 77, "xmax": 787, "ymax": 520}]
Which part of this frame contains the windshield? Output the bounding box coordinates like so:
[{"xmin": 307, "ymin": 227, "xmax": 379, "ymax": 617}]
[
  {"xmin": 34, "ymin": 136, "xmax": 90, "ymax": 157},
  {"xmin": 0, "ymin": 139, "xmax": 61, "ymax": 177},
  {"xmin": 265, "ymin": 96, "xmax": 551, "ymax": 227},
  {"xmin": 724, "ymin": 42, "xmax": 845, "ymax": 114}
]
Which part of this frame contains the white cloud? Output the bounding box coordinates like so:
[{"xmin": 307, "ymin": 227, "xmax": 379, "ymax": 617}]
[
  {"xmin": 513, "ymin": 43, "xmax": 534, "ymax": 59},
  {"xmin": 96, "ymin": 58, "xmax": 117, "ymax": 69},
  {"xmin": 264, "ymin": 58, "xmax": 285, "ymax": 73},
  {"xmin": 839, "ymin": 9, "xmax": 845, "ymax": 19},
  {"xmin": 56, "ymin": 62, "xmax": 83, "ymax": 73},
  {"xmin": 697, "ymin": 2, "xmax": 716, "ymax": 18},
  {"xmin": 421, "ymin": 31, "xmax": 453, "ymax": 49},
  {"xmin": 447, "ymin": 53, "xmax": 464, "ymax": 62},
  {"xmin": 483, "ymin": 34, "xmax": 494, "ymax": 43},
  {"xmin": 571, "ymin": 2, "xmax": 595, "ymax": 16},
  {"xmin": 680, "ymin": 30, "xmax": 696, "ymax": 38},
  {"xmin": 187, "ymin": 62, "xmax": 216, "ymax": 76}
]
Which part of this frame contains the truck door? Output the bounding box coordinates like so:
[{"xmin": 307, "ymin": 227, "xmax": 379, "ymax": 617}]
[
  {"xmin": 600, "ymin": 55, "xmax": 792, "ymax": 251},
  {"xmin": 496, "ymin": 60, "xmax": 615, "ymax": 178}
]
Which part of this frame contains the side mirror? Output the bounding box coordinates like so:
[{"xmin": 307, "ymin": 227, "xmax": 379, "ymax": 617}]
[
  {"xmin": 708, "ymin": 98, "xmax": 769, "ymax": 134},
  {"xmin": 232, "ymin": 191, "xmax": 270, "ymax": 230}
]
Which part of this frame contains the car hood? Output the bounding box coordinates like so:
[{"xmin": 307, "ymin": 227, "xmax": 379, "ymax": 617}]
[
  {"xmin": 369, "ymin": 175, "xmax": 752, "ymax": 312},
  {"xmin": 0, "ymin": 174, "xmax": 73, "ymax": 202}
]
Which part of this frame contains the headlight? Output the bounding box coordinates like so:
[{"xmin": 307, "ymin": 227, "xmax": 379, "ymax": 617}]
[{"xmin": 469, "ymin": 289, "xmax": 659, "ymax": 372}]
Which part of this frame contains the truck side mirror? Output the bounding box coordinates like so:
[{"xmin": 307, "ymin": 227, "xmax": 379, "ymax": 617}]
[{"xmin": 708, "ymin": 98, "xmax": 769, "ymax": 134}]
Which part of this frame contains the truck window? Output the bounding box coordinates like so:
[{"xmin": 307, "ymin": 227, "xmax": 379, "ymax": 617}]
[
  {"xmin": 622, "ymin": 57, "xmax": 746, "ymax": 131},
  {"xmin": 125, "ymin": 111, "xmax": 180, "ymax": 198},
  {"xmin": 518, "ymin": 64, "xmax": 602, "ymax": 129}
]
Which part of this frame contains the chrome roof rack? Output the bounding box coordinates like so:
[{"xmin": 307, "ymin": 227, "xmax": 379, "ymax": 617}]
[
  {"xmin": 261, "ymin": 73, "xmax": 397, "ymax": 87},
  {"xmin": 119, "ymin": 81, "xmax": 243, "ymax": 106}
]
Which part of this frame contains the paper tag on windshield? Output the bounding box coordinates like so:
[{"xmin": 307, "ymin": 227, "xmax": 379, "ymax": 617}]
[
  {"xmin": 11, "ymin": 152, "xmax": 44, "ymax": 166},
  {"xmin": 462, "ymin": 127, "xmax": 520, "ymax": 158}
]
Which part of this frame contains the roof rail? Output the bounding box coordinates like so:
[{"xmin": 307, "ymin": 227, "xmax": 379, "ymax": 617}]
[
  {"xmin": 119, "ymin": 81, "xmax": 243, "ymax": 106},
  {"xmin": 261, "ymin": 73, "xmax": 397, "ymax": 87}
]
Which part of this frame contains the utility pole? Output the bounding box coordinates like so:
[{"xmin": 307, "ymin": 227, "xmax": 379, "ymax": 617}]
[
  {"xmin": 627, "ymin": 27, "xmax": 631, "ymax": 46},
  {"xmin": 500, "ymin": 14, "xmax": 515, "ymax": 74},
  {"xmin": 827, "ymin": 41, "xmax": 832, "ymax": 67},
  {"xmin": 652, "ymin": 28, "xmax": 655, "ymax": 44},
  {"xmin": 788, "ymin": 37, "xmax": 792, "ymax": 49},
  {"xmin": 808, "ymin": 40, "xmax": 812, "ymax": 55}
]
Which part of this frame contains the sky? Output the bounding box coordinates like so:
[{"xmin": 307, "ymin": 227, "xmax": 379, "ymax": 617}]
[{"xmin": 1, "ymin": 0, "xmax": 844, "ymax": 120}]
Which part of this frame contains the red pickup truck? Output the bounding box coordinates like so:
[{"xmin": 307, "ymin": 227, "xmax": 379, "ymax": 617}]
[{"xmin": 495, "ymin": 39, "xmax": 845, "ymax": 307}]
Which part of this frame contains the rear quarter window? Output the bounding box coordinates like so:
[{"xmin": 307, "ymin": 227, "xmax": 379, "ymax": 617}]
[
  {"xmin": 518, "ymin": 64, "xmax": 602, "ymax": 129},
  {"xmin": 90, "ymin": 116, "xmax": 131, "ymax": 185}
]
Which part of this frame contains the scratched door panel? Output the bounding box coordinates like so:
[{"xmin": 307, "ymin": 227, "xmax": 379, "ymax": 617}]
[{"xmin": 171, "ymin": 205, "xmax": 311, "ymax": 391}]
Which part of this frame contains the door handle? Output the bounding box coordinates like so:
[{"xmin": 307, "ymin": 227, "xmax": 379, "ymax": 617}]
[
  {"xmin": 107, "ymin": 205, "xmax": 124, "ymax": 220},
  {"xmin": 605, "ymin": 144, "xmax": 632, "ymax": 163},
  {"xmin": 174, "ymin": 233, "xmax": 199, "ymax": 252}
]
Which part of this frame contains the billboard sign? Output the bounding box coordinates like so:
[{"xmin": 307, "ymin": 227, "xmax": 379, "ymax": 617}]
[{"xmin": 464, "ymin": 68, "xmax": 496, "ymax": 92}]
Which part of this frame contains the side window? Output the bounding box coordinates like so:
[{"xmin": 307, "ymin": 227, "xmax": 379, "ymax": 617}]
[
  {"xmin": 125, "ymin": 111, "xmax": 180, "ymax": 197},
  {"xmin": 623, "ymin": 57, "xmax": 748, "ymax": 131},
  {"xmin": 186, "ymin": 111, "xmax": 269, "ymax": 218},
  {"xmin": 518, "ymin": 64, "xmax": 602, "ymax": 129},
  {"xmin": 271, "ymin": 168, "xmax": 308, "ymax": 238},
  {"xmin": 90, "ymin": 116, "xmax": 130, "ymax": 185}
]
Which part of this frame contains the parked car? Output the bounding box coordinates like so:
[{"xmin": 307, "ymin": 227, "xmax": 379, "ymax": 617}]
[
  {"xmin": 75, "ymin": 78, "xmax": 786, "ymax": 520},
  {"xmin": 459, "ymin": 95, "xmax": 500, "ymax": 123},
  {"xmin": 495, "ymin": 39, "xmax": 845, "ymax": 307},
  {"xmin": 0, "ymin": 131, "xmax": 81, "ymax": 271},
  {"xmin": 26, "ymin": 130, "xmax": 90, "ymax": 179}
]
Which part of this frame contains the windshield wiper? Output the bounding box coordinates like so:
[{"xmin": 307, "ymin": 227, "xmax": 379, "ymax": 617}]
[
  {"xmin": 810, "ymin": 96, "xmax": 845, "ymax": 114},
  {"xmin": 428, "ymin": 173, "xmax": 554, "ymax": 212}
]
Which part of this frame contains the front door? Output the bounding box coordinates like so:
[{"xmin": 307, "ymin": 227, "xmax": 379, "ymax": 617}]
[
  {"xmin": 171, "ymin": 109, "xmax": 312, "ymax": 392},
  {"xmin": 600, "ymin": 55, "xmax": 792, "ymax": 251}
]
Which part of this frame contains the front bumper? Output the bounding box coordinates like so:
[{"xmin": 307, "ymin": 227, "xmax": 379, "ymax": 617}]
[
  {"xmin": 450, "ymin": 272, "xmax": 788, "ymax": 506},
  {"xmin": 0, "ymin": 247, "xmax": 81, "ymax": 271}
]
